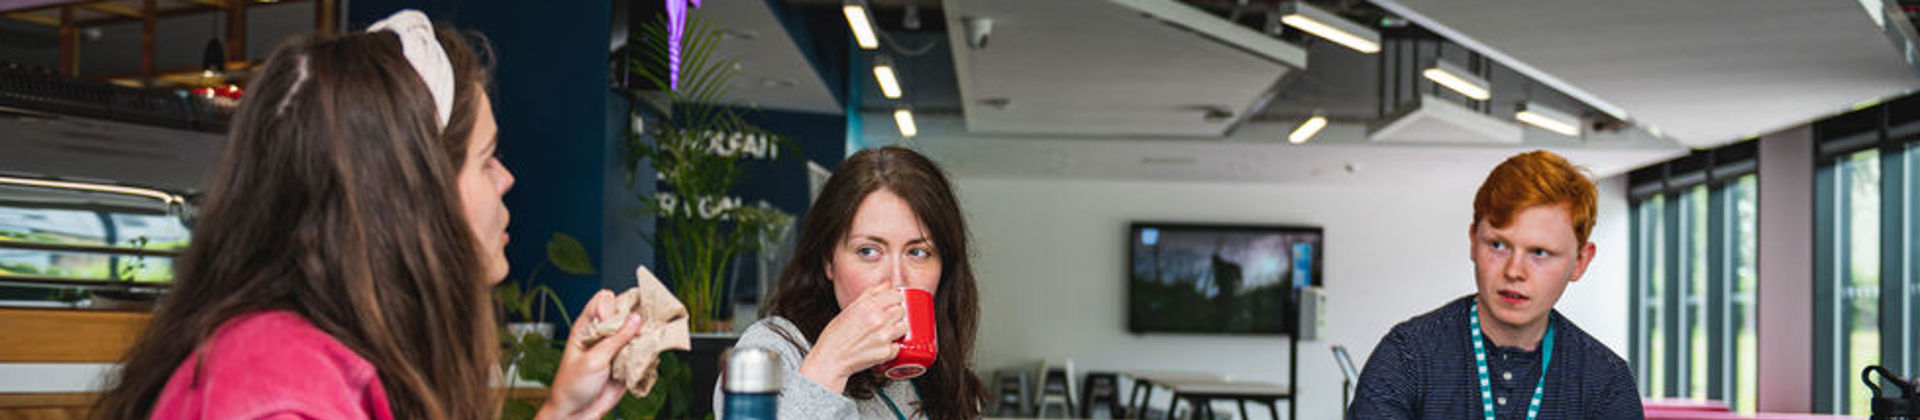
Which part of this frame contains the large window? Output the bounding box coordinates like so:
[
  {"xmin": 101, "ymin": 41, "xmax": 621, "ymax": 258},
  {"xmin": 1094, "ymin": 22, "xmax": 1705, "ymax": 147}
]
[
  {"xmin": 1633, "ymin": 91, "xmax": 1920, "ymax": 415},
  {"xmin": 1629, "ymin": 142, "xmax": 1758, "ymax": 411},
  {"xmin": 0, "ymin": 205, "xmax": 186, "ymax": 282},
  {"xmin": 1732, "ymin": 176, "xmax": 1757, "ymax": 413},
  {"xmin": 1812, "ymin": 102, "xmax": 1920, "ymax": 415},
  {"xmin": 1840, "ymin": 150, "xmax": 1880, "ymax": 417},
  {"xmin": 1634, "ymin": 194, "xmax": 1667, "ymax": 398},
  {"xmin": 0, "ymin": 182, "xmax": 188, "ymax": 306}
]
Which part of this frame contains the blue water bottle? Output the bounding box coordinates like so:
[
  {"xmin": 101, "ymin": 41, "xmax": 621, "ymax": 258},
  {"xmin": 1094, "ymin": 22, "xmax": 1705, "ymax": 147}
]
[{"xmin": 722, "ymin": 347, "xmax": 780, "ymax": 420}]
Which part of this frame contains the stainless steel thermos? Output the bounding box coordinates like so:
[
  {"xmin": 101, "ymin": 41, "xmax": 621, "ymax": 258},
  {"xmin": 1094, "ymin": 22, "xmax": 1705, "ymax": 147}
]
[{"xmin": 722, "ymin": 347, "xmax": 780, "ymax": 420}]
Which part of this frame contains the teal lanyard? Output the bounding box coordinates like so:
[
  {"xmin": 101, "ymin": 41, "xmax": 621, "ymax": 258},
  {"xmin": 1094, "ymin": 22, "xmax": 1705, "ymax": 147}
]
[
  {"xmin": 1470, "ymin": 300, "xmax": 1554, "ymax": 420},
  {"xmin": 877, "ymin": 386, "xmax": 912, "ymax": 420}
]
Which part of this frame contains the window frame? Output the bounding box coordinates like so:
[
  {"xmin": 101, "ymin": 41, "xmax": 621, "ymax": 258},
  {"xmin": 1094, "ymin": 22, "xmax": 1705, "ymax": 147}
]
[
  {"xmin": 1811, "ymin": 103, "xmax": 1920, "ymax": 414},
  {"xmin": 0, "ymin": 189, "xmax": 189, "ymax": 293},
  {"xmin": 1629, "ymin": 141, "xmax": 1757, "ymax": 408}
]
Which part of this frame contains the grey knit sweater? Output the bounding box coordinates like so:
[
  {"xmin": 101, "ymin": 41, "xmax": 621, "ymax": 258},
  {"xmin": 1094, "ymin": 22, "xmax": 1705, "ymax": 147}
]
[{"xmin": 712, "ymin": 316, "xmax": 927, "ymax": 420}]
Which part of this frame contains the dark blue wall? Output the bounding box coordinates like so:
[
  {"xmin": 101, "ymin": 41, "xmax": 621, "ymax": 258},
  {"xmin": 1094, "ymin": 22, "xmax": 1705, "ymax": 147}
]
[
  {"xmin": 721, "ymin": 108, "xmax": 846, "ymax": 306},
  {"xmin": 349, "ymin": 1, "xmax": 616, "ymax": 325},
  {"xmin": 348, "ymin": 1, "xmax": 850, "ymax": 328},
  {"xmin": 603, "ymin": 91, "xmax": 656, "ymax": 298}
]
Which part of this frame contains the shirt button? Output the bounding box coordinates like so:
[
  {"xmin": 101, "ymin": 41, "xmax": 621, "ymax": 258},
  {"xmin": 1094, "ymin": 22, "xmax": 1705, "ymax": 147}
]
[
  {"xmin": 1497, "ymin": 397, "xmax": 1508, "ymax": 406},
  {"xmin": 1502, "ymin": 371, "xmax": 1512, "ymax": 381}
]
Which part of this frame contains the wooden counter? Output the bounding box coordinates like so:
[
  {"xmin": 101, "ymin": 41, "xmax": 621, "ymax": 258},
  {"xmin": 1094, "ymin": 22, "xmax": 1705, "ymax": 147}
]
[{"xmin": 0, "ymin": 307, "xmax": 151, "ymax": 363}]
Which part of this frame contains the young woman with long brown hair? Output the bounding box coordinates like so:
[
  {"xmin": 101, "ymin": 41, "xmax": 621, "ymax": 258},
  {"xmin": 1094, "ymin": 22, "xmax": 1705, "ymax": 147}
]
[
  {"xmin": 715, "ymin": 146, "xmax": 986, "ymax": 420},
  {"xmin": 91, "ymin": 11, "xmax": 644, "ymax": 420}
]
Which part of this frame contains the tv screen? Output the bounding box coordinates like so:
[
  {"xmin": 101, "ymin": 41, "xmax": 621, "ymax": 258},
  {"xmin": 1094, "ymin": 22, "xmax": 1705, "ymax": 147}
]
[{"xmin": 1128, "ymin": 223, "xmax": 1322, "ymax": 335}]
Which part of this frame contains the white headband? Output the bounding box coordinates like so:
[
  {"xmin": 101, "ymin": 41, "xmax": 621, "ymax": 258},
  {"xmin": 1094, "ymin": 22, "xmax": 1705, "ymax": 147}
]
[{"xmin": 368, "ymin": 10, "xmax": 454, "ymax": 128}]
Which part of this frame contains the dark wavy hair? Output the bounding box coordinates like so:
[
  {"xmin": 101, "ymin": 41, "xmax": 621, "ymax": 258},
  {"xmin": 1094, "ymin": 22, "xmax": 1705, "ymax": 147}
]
[
  {"xmin": 762, "ymin": 145, "xmax": 987, "ymax": 420},
  {"xmin": 92, "ymin": 27, "xmax": 500, "ymax": 420}
]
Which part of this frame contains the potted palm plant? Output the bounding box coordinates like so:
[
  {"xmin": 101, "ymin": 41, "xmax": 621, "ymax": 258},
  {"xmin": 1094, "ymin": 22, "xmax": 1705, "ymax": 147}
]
[
  {"xmin": 621, "ymin": 8, "xmax": 798, "ymax": 420},
  {"xmin": 623, "ymin": 11, "xmax": 794, "ymax": 334}
]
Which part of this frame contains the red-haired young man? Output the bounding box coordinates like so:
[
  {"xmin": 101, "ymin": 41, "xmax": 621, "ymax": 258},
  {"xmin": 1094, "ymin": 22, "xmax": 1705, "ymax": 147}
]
[{"xmin": 1347, "ymin": 150, "xmax": 1643, "ymax": 420}]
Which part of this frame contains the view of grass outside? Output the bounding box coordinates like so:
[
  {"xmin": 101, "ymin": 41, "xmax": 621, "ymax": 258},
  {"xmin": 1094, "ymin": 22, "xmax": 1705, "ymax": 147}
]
[
  {"xmin": 1633, "ymin": 155, "xmax": 1884, "ymax": 415},
  {"xmin": 1636, "ymin": 175, "xmax": 1761, "ymax": 412},
  {"xmin": 0, "ymin": 229, "xmax": 97, "ymax": 246},
  {"xmin": 1646, "ymin": 195, "xmax": 1666, "ymax": 399},
  {"xmin": 1734, "ymin": 175, "xmax": 1758, "ymax": 413},
  {"xmin": 1688, "ymin": 185, "xmax": 1708, "ymax": 400},
  {"xmin": 1843, "ymin": 149, "xmax": 1880, "ymax": 417},
  {"xmin": 0, "ymin": 206, "xmax": 189, "ymax": 285},
  {"xmin": 109, "ymin": 213, "xmax": 190, "ymax": 251},
  {"xmin": 66, "ymin": 257, "xmax": 176, "ymax": 283}
]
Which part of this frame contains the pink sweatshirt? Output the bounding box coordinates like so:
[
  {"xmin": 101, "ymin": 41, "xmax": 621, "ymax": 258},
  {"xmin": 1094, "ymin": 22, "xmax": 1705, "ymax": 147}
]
[{"xmin": 150, "ymin": 310, "xmax": 394, "ymax": 420}]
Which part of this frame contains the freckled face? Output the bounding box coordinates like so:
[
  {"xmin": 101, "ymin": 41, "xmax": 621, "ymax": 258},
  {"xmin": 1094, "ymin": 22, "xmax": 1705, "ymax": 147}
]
[{"xmin": 1470, "ymin": 204, "xmax": 1594, "ymax": 331}]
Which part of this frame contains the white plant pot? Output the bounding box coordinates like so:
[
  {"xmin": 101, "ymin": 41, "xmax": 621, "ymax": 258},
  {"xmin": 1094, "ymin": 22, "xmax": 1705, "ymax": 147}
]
[{"xmin": 505, "ymin": 321, "xmax": 557, "ymax": 341}]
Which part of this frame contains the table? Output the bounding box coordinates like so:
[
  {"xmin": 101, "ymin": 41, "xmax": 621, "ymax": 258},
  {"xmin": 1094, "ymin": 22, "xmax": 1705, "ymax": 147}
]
[
  {"xmin": 1124, "ymin": 370, "xmax": 1223, "ymax": 419},
  {"xmin": 1124, "ymin": 371, "xmax": 1291, "ymax": 420},
  {"xmin": 1158, "ymin": 379, "xmax": 1291, "ymax": 420}
]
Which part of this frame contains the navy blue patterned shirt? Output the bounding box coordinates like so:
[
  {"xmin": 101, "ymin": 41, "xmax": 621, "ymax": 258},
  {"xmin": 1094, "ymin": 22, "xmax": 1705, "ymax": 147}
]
[{"xmin": 1347, "ymin": 295, "xmax": 1643, "ymax": 420}]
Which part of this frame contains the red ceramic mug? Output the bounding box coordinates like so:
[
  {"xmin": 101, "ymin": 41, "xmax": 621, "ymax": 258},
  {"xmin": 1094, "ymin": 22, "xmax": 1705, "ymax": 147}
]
[{"xmin": 875, "ymin": 287, "xmax": 937, "ymax": 379}]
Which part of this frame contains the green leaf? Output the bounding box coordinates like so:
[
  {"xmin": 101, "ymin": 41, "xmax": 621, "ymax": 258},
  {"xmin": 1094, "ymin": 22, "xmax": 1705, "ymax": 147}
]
[
  {"xmin": 496, "ymin": 281, "xmax": 532, "ymax": 320},
  {"xmin": 618, "ymin": 392, "xmax": 665, "ymax": 420},
  {"xmin": 662, "ymin": 353, "xmax": 693, "ymax": 417},
  {"xmin": 501, "ymin": 398, "xmax": 540, "ymax": 420},
  {"xmin": 512, "ymin": 333, "xmax": 562, "ymax": 385},
  {"xmin": 547, "ymin": 232, "xmax": 596, "ymax": 276}
]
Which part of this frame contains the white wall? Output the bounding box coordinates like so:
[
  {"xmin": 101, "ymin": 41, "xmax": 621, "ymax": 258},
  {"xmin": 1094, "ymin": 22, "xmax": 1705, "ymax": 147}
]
[{"xmin": 957, "ymin": 174, "xmax": 1630, "ymax": 419}]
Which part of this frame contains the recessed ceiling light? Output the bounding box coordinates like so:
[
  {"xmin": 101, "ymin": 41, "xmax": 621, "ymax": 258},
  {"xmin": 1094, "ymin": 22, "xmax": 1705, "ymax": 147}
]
[
  {"xmin": 1277, "ymin": 2, "xmax": 1380, "ymax": 53},
  {"xmin": 843, "ymin": 1, "xmax": 879, "ymax": 50},
  {"xmin": 1422, "ymin": 59, "xmax": 1490, "ymax": 101},
  {"xmin": 1289, "ymin": 116, "xmax": 1328, "ymax": 144},
  {"xmin": 1515, "ymin": 101, "xmax": 1581, "ymax": 137},
  {"xmin": 893, "ymin": 107, "xmax": 917, "ymax": 138},
  {"xmin": 873, "ymin": 55, "xmax": 902, "ymax": 99}
]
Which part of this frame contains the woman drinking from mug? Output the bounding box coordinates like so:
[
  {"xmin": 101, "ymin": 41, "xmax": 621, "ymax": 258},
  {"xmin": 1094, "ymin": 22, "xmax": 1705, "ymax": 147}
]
[
  {"xmin": 715, "ymin": 146, "xmax": 986, "ymax": 420},
  {"xmin": 92, "ymin": 11, "xmax": 645, "ymax": 420}
]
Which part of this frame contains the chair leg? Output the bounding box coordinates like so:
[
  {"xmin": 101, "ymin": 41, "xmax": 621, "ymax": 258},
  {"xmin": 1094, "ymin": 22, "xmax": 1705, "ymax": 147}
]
[
  {"xmin": 1067, "ymin": 390, "xmax": 1076, "ymax": 418},
  {"xmin": 1128, "ymin": 382, "xmax": 1145, "ymax": 419},
  {"xmin": 1140, "ymin": 386, "xmax": 1155, "ymax": 420}
]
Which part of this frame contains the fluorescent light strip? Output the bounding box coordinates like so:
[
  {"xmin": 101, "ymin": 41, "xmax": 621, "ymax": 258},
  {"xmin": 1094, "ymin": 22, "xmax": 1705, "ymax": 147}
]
[
  {"xmin": 1421, "ymin": 60, "xmax": 1490, "ymax": 101},
  {"xmin": 0, "ymin": 175, "xmax": 183, "ymax": 205},
  {"xmin": 1289, "ymin": 116, "xmax": 1327, "ymax": 144},
  {"xmin": 1280, "ymin": 15, "xmax": 1380, "ymax": 53},
  {"xmin": 1516, "ymin": 111, "xmax": 1579, "ymax": 136},
  {"xmin": 1515, "ymin": 102, "xmax": 1581, "ymax": 136},
  {"xmin": 874, "ymin": 64, "xmax": 902, "ymax": 99},
  {"xmin": 843, "ymin": 5, "xmax": 879, "ymax": 50},
  {"xmin": 893, "ymin": 108, "xmax": 918, "ymax": 138},
  {"xmin": 1278, "ymin": 3, "xmax": 1380, "ymax": 54}
]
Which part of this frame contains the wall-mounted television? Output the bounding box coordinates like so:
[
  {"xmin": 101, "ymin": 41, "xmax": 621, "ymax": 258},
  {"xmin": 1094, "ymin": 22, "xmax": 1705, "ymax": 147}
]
[{"xmin": 1127, "ymin": 222, "xmax": 1322, "ymax": 335}]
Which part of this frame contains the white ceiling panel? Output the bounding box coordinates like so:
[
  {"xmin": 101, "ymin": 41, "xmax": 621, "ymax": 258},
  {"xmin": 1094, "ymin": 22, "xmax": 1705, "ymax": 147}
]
[
  {"xmin": 944, "ymin": 0, "xmax": 1303, "ymax": 137},
  {"xmin": 1374, "ymin": 0, "xmax": 1920, "ymax": 147}
]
